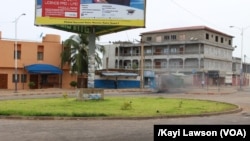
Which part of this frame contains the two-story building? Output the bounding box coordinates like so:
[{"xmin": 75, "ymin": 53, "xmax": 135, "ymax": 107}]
[
  {"xmin": 103, "ymin": 26, "xmax": 246, "ymax": 87},
  {"xmin": 0, "ymin": 31, "xmax": 77, "ymax": 90}
]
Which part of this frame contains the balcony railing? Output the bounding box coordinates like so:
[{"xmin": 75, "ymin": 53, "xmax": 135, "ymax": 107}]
[
  {"xmin": 142, "ymin": 64, "xmax": 201, "ymax": 69},
  {"xmin": 119, "ymin": 51, "xmax": 204, "ymax": 57}
]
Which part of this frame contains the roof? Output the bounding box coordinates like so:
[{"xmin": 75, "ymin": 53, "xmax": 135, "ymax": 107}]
[
  {"xmin": 101, "ymin": 72, "xmax": 138, "ymax": 77},
  {"xmin": 141, "ymin": 25, "xmax": 233, "ymax": 37},
  {"xmin": 25, "ymin": 64, "xmax": 63, "ymax": 74}
]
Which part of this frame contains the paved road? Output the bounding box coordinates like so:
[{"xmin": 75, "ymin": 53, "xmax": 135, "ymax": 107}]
[{"xmin": 0, "ymin": 89, "xmax": 250, "ymax": 141}]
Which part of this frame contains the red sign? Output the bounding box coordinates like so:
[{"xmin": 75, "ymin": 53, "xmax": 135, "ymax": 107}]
[{"xmin": 42, "ymin": 0, "xmax": 80, "ymax": 18}]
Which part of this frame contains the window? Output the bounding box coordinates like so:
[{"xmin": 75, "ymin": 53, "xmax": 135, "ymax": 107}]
[
  {"xmin": 37, "ymin": 45, "xmax": 44, "ymax": 60},
  {"xmin": 12, "ymin": 74, "xmax": 19, "ymax": 83},
  {"xmin": 37, "ymin": 52, "xmax": 44, "ymax": 60},
  {"xmin": 21, "ymin": 74, "xmax": 27, "ymax": 83},
  {"xmin": 221, "ymin": 37, "xmax": 224, "ymax": 43},
  {"xmin": 13, "ymin": 51, "xmax": 21, "ymax": 59},
  {"xmin": 215, "ymin": 36, "xmax": 218, "ymax": 42},
  {"xmin": 163, "ymin": 48, "xmax": 169, "ymax": 54},
  {"xmin": 206, "ymin": 33, "xmax": 209, "ymax": 40},
  {"xmin": 164, "ymin": 35, "xmax": 170, "ymax": 40},
  {"xmin": 170, "ymin": 48, "xmax": 177, "ymax": 53},
  {"xmin": 228, "ymin": 39, "xmax": 232, "ymax": 45},
  {"xmin": 145, "ymin": 49, "xmax": 152, "ymax": 55},
  {"xmin": 14, "ymin": 44, "xmax": 21, "ymax": 59},
  {"xmin": 146, "ymin": 37, "xmax": 152, "ymax": 41},
  {"xmin": 171, "ymin": 35, "xmax": 176, "ymax": 40},
  {"xmin": 136, "ymin": 49, "xmax": 139, "ymax": 54}
]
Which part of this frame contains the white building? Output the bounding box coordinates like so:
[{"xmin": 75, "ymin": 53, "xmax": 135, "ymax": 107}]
[{"xmin": 103, "ymin": 26, "xmax": 250, "ymax": 86}]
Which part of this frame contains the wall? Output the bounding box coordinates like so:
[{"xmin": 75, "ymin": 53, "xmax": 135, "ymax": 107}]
[
  {"xmin": 0, "ymin": 33, "xmax": 75, "ymax": 90},
  {"xmin": 94, "ymin": 75, "xmax": 140, "ymax": 89}
]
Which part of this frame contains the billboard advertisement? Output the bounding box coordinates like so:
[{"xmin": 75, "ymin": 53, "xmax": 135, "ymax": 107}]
[{"xmin": 35, "ymin": 0, "xmax": 145, "ymax": 27}]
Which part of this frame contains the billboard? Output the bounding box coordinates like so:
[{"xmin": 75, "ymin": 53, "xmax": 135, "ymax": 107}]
[{"xmin": 35, "ymin": 0, "xmax": 146, "ymax": 31}]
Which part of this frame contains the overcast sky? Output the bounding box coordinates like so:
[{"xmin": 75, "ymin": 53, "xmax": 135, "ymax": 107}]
[{"xmin": 0, "ymin": 0, "xmax": 250, "ymax": 62}]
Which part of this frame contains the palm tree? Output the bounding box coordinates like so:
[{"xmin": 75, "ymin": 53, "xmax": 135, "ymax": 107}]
[
  {"xmin": 95, "ymin": 43, "xmax": 106, "ymax": 69},
  {"xmin": 61, "ymin": 34, "xmax": 105, "ymax": 75}
]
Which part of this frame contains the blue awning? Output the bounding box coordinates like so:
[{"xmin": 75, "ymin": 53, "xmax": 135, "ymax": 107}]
[{"xmin": 25, "ymin": 64, "xmax": 63, "ymax": 74}]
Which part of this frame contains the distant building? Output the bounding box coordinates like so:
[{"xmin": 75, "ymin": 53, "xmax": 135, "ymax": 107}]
[
  {"xmin": 0, "ymin": 31, "xmax": 77, "ymax": 90},
  {"xmin": 103, "ymin": 26, "xmax": 249, "ymax": 87}
]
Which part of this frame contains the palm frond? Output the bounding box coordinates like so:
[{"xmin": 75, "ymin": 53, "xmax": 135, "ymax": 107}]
[{"xmin": 61, "ymin": 33, "xmax": 103, "ymax": 74}]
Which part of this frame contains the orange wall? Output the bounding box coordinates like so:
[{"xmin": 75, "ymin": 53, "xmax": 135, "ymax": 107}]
[
  {"xmin": 0, "ymin": 32, "xmax": 75, "ymax": 90},
  {"xmin": 0, "ymin": 34, "xmax": 62, "ymax": 67},
  {"xmin": 62, "ymin": 71, "xmax": 78, "ymax": 89}
]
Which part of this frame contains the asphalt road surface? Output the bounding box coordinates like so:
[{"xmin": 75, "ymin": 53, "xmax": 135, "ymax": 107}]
[{"xmin": 0, "ymin": 90, "xmax": 249, "ymax": 141}]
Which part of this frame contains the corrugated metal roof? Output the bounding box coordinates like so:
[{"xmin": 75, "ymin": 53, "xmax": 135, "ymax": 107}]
[{"xmin": 101, "ymin": 72, "xmax": 138, "ymax": 77}]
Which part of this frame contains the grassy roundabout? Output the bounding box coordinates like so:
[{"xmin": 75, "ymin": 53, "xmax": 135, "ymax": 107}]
[{"xmin": 0, "ymin": 96, "xmax": 239, "ymax": 118}]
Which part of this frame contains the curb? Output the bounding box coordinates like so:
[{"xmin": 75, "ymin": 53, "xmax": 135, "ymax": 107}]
[
  {"xmin": 185, "ymin": 90, "xmax": 238, "ymax": 95},
  {"xmin": 0, "ymin": 91, "xmax": 74, "ymax": 97},
  {"xmin": 0, "ymin": 107, "xmax": 242, "ymax": 121},
  {"xmin": 0, "ymin": 99, "xmax": 242, "ymax": 121}
]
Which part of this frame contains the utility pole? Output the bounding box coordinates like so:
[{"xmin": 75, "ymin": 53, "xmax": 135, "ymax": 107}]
[
  {"xmin": 230, "ymin": 25, "xmax": 250, "ymax": 90},
  {"xmin": 14, "ymin": 13, "xmax": 26, "ymax": 93}
]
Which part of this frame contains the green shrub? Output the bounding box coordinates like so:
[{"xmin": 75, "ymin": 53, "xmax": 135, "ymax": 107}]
[
  {"xmin": 28, "ymin": 82, "xmax": 35, "ymax": 89},
  {"xmin": 62, "ymin": 92, "xmax": 68, "ymax": 99},
  {"xmin": 178, "ymin": 100, "xmax": 183, "ymax": 108},
  {"xmin": 121, "ymin": 101, "xmax": 133, "ymax": 110},
  {"xmin": 70, "ymin": 81, "xmax": 77, "ymax": 88}
]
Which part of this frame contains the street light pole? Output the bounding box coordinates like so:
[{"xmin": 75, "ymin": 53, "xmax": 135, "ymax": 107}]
[
  {"xmin": 230, "ymin": 25, "xmax": 250, "ymax": 90},
  {"xmin": 244, "ymin": 54, "xmax": 247, "ymax": 84},
  {"xmin": 239, "ymin": 27, "xmax": 243, "ymax": 90},
  {"xmin": 14, "ymin": 13, "xmax": 26, "ymax": 93}
]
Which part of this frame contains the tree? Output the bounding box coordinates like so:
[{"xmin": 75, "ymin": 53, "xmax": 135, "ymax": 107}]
[{"xmin": 61, "ymin": 34, "xmax": 105, "ymax": 75}]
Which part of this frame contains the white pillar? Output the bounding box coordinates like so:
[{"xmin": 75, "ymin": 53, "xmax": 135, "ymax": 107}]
[{"xmin": 88, "ymin": 28, "xmax": 96, "ymax": 88}]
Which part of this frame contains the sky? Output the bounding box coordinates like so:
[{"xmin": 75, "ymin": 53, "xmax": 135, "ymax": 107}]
[{"xmin": 0, "ymin": 0, "xmax": 250, "ymax": 62}]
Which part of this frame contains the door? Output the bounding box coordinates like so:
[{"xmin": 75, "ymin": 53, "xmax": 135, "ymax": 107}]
[
  {"xmin": 179, "ymin": 47, "xmax": 184, "ymax": 54},
  {"xmin": 155, "ymin": 61, "xmax": 161, "ymax": 68},
  {"xmin": 154, "ymin": 48, "xmax": 161, "ymax": 55},
  {"xmin": 30, "ymin": 75, "xmax": 39, "ymax": 89},
  {"xmin": 0, "ymin": 74, "xmax": 8, "ymax": 89}
]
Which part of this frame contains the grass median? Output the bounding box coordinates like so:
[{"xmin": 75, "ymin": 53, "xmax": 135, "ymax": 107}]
[{"xmin": 0, "ymin": 97, "xmax": 238, "ymax": 118}]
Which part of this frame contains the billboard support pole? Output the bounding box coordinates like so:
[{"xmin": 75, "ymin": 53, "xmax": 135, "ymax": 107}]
[{"xmin": 88, "ymin": 27, "xmax": 96, "ymax": 88}]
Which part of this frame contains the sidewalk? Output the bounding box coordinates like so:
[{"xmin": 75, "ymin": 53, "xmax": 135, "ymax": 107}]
[
  {"xmin": 0, "ymin": 86, "xmax": 249, "ymax": 96},
  {"xmin": 185, "ymin": 86, "xmax": 250, "ymax": 95},
  {"xmin": 0, "ymin": 88, "xmax": 71, "ymax": 96},
  {"xmin": 0, "ymin": 88, "xmax": 153, "ymax": 97}
]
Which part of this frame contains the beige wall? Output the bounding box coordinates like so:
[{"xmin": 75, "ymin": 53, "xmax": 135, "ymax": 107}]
[
  {"xmin": 61, "ymin": 71, "xmax": 78, "ymax": 89},
  {"xmin": 0, "ymin": 32, "xmax": 75, "ymax": 90}
]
